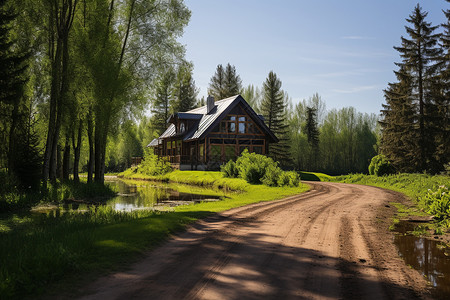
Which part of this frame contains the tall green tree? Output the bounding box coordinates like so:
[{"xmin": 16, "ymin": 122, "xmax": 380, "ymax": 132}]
[
  {"xmin": 241, "ymin": 84, "xmax": 261, "ymax": 112},
  {"xmin": 260, "ymin": 71, "xmax": 290, "ymax": 166},
  {"xmin": 380, "ymin": 66, "xmax": 418, "ymax": 172},
  {"xmin": 0, "ymin": 0, "xmax": 31, "ymax": 180},
  {"xmin": 304, "ymin": 106, "xmax": 319, "ymax": 169},
  {"xmin": 208, "ymin": 63, "xmax": 242, "ymax": 100},
  {"xmin": 151, "ymin": 68, "xmax": 175, "ymax": 134},
  {"xmin": 390, "ymin": 4, "xmax": 443, "ymax": 173},
  {"xmin": 172, "ymin": 63, "xmax": 198, "ymax": 112}
]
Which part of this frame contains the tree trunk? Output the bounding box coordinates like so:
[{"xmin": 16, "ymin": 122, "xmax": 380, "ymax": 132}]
[
  {"xmin": 87, "ymin": 111, "xmax": 94, "ymax": 183},
  {"xmin": 7, "ymin": 98, "xmax": 19, "ymax": 176},
  {"xmin": 72, "ymin": 120, "xmax": 82, "ymax": 183},
  {"xmin": 62, "ymin": 135, "xmax": 70, "ymax": 181}
]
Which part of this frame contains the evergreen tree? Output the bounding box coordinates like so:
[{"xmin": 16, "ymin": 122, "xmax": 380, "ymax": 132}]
[
  {"xmin": 241, "ymin": 84, "xmax": 261, "ymax": 112},
  {"xmin": 151, "ymin": 69, "xmax": 175, "ymax": 135},
  {"xmin": 208, "ymin": 63, "xmax": 242, "ymax": 100},
  {"xmin": 304, "ymin": 106, "xmax": 319, "ymax": 169},
  {"xmin": 380, "ymin": 66, "xmax": 418, "ymax": 172},
  {"xmin": 260, "ymin": 71, "xmax": 290, "ymax": 167},
  {"xmin": 0, "ymin": 0, "xmax": 30, "ymax": 178},
  {"xmin": 391, "ymin": 4, "xmax": 442, "ymax": 172},
  {"xmin": 435, "ymin": 2, "xmax": 450, "ymax": 170},
  {"xmin": 172, "ymin": 63, "xmax": 198, "ymax": 112}
]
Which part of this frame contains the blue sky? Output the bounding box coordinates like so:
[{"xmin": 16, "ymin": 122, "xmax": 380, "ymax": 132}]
[{"xmin": 179, "ymin": 0, "xmax": 448, "ymax": 115}]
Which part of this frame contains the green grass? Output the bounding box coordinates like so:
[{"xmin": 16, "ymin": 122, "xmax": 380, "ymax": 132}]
[
  {"xmin": 331, "ymin": 173, "xmax": 450, "ymax": 233},
  {"xmin": 299, "ymin": 171, "xmax": 333, "ymax": 181},
  {"xmin": 1, "ymin": 171, "xmax": 309, "ymax": 299}
]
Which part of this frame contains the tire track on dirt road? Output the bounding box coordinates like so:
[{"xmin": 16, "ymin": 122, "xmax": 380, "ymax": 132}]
[{"xmin": 75, "ymin": 182, "xmax": 432, "ymax": 300}]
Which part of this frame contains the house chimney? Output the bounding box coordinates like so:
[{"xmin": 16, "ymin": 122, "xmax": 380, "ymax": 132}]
[{"xmin": 206, "ymin": 95, "xmax": 215, "ymax": 114}]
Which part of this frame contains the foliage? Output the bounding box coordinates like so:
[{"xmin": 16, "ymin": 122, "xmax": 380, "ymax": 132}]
[
  {"xmin": 220, "ymin": 160, "xmax": 239, "ymax": 178},
  {"xmin": 220, "ymin": 150, "xmax": 299, "ymax": 187},
  {"xmin": 260, "ymin": 71, "xmax": 290, "ymax": 167},
  {"xmin": 171, "ymin": 63, "xmax": 199, "ymax": 112},
  {"xmin": 137, "ymin": 148, "xmax": 172, "ymax": 176},
  {"xmin": 235, "ymin": 150, "xmax": 274, "ymax": 184},
  {"xmin": 423, "ymin": 185, "xmax": 450, "ymax": 221},
  {"xmin": 368, "ymin": 154, "xmax": 395, "ymax": 176},
  {"xmin": 208, "ymin": 63, "xmax": 242, "ymax": 100},
  {"xmin": 240, "ymin": 84, "xmax": 261, "ymax": 113},
  {"xmin": 380, "ymin": 4, "xmax": 448, "ymax": 174}
]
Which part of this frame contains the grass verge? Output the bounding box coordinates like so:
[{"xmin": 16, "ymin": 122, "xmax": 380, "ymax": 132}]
[
  {"xmin": 1, "ymin": 171, "xmax": 308, "ymax": 299},
  {"xmin": 331, "ymin": 173, "xmax": 449, "ymax": 234}
]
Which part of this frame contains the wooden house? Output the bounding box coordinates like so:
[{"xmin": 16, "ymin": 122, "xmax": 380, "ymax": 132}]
[{"xmin": 147, "ymin": 95, "xmax": 278, "ymax": 170}]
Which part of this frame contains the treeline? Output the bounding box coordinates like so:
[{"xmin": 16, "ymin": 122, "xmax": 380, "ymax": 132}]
[{"xmin": 380, "ymin": 4, "xmax": 449, "ymax": 174}]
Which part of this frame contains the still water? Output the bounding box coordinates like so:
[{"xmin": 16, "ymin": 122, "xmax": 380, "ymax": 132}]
[
  {"xmin": 394, "ymin": 221, "xmax": 450, "ymax": 299},
  {"xmin": 32, "ymin": 179, "xmax": 224, "ymax": 213},
  {"xmin": 104, "ymin": 179, "xmax": 223, "ymax": 211}
]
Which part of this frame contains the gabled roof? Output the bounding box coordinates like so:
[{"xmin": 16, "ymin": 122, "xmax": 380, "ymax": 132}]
[{"xmin": 147, "ymin": 95, "xmax": 278, "ymax": 147}]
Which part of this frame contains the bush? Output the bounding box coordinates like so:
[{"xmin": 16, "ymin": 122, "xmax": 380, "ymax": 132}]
[
  {"xmin": 220, "ymin": 160, "xmax": 239, "ymax": 178},
  {"xmin": 368, "ymin": 154, "xmax": 395, "ymax": 176},
  {"xmin": 138, "ymin": 148, "xmax": 172, "ymax": 176},
  {"xmin": 261, "ymin": 164, "xmax": 283, "ymax": 186},
  {"xmin": 235, "ymin": 150, "xmax": 274, "ymax": 184},
  {"xmin": 423, "ymin": 185, "xmax": 450, "ymax": 221},
  {"xmin": 222, "ymin": 150, "xmax": 300, "ymax": 187}
]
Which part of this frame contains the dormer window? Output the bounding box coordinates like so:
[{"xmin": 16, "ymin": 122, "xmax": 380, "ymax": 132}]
[{"xmin": 180, "ymin": 122, "xmax": 185, "ymax": 133}]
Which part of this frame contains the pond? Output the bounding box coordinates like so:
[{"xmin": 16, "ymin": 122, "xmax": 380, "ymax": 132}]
[
  {"xmin": 32, "ymin": 178, "xmax": 224, "ymax": 213},
  {"xmin": 394, "ymin": 220, "xmax": 450, "ymax": 299},
  {"xmin": 104, "ymin": 179, "xmax": 224, "ymax": 211}
]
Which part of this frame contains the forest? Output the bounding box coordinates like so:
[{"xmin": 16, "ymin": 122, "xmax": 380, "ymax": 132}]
[{"xmin": 0, "ymin": 0, "xmax": 448, "ymax": 199}]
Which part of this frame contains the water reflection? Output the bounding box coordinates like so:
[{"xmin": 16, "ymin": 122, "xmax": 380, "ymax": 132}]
[
  {"xmin": 104, "ymin": 179, "xmax": 223, "ymax": 211},
  {"xmin": 394, "ymin": 221, "xmax": 450, "ymax": 299}
]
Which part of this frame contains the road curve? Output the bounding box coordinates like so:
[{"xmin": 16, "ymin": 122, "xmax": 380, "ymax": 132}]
[{"xmin": 77, "ymin": 182, "xmax": 431, "ymax": 300}]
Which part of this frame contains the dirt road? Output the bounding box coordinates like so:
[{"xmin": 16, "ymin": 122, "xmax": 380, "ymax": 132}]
[{"xmin": 77, "ymin": 182, "xmax": 431, "ymax": 300}]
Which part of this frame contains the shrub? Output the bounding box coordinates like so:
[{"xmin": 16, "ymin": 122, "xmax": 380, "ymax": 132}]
[
  {"xmin": 423, "ymin": 185, "xmax": 450, "ymax": 221},
  {"xmin": 138, "ymin": 148, "xmax": 172, "ymax": 176},
  {"xmin": 261, "ymin": 164, "xmax": 283, "ymax": 186},
  {"xmin": 368, "ymin": 154, "xmax": 395, "ymax": 176},
  {"xmin": 221, "ymin": 150, "xmax": 300, "ymax": 187},
  {"xmin": 220, "ymin": 160, "xmax": 239, "ymax": 178},
  {"xmin": 235, "ymin": 149, "xmax": 274, "ymax": 184}
]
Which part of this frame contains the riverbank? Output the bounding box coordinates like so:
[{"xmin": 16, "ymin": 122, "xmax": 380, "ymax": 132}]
[{"xmin": 0, "ymin": 172, "xmax": 308, "ymax": 299}]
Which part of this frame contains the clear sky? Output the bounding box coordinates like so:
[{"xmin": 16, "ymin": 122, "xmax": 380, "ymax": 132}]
[{"xmin": 179, "ymin": 0, "xmax": 448, "ymax": 115}]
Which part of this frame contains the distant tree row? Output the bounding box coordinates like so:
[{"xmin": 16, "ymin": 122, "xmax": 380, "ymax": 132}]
[{"xmin": 380, "ymin": 3, "xmax": 449, "ymax": 174}]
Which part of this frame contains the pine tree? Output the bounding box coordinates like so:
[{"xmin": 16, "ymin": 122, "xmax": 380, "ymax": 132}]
[
  {"xmin": 151, "ymin": 69, "xmax": 175, "ymax": 135},
  {"xmin": 305, "ymin": 106, "xmax": 319, "ymax": 169},
  {"xmin": 387, "ymin": 4, "xmax": 443, "ymax": 172},
  {"xmin": 380, "ymin": 66, "xmax": 418, "ymax": 172},
  {"xmin": 435, "ymin": 2, "xmax": 450, "ymax": 171},
  {"xmin": 260, "ymin": 71, "xmax": 290, "ymax": 167},
  {"xmin": 208, "ymin": 63, "xmax": 242, "ymax": 100},
  {"xmin": 172, "ymin": 63, "xmax": 198, "ymax": 112},
  {"xmin": 0, "ymin": 0, "xmax": 29, "ymax": 177}
]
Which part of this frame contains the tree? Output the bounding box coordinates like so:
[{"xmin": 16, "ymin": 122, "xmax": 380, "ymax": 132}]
[
  {"xmin": 0, "ymin": 0, "xmax": 30, "ymax": 179},
  {"xmin": 172, "ymin": 63, "xmax": 199, "ymax": 112},
  {"xmin": 78, "ymin": 0, "xmax": 190, "ymax": 184},
  {"xmin": 380, "ymin": 66, "xmax": 418, "ymax": 172},
  {"xmin": 241, "ymin": 84, "xmax": 261, "ymax": 112},
  {"xmin": 304, "ymin": 106, "xmax": 319, "ymax": 168},
  {"xmin": 391, "ymin": 4, "xmax": 442, "ymax": 172},
  {"xmin": 208, "ymin": 63, "xmax": 242, "ymax": 100},
  {"xmin": 151, "ymin": 68, "xmax": 175, "ymax": 134},
  {"xmin": 260, "ymin": 71, "xmax": 290, "ymax": 166}
]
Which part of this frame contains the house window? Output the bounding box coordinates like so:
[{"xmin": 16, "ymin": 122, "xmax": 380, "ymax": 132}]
[
  {"xmin": 180, "ymin": 122, "xmax": 185, "ymax": 133},
  {"xmin": 199, "ymin": 144, "xmax": 204, "ymax": 163}
]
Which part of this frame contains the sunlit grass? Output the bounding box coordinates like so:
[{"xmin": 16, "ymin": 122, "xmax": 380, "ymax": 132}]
[{"xmin": 1, "ymin": 171, "xmax": 309, "ymax": 299}]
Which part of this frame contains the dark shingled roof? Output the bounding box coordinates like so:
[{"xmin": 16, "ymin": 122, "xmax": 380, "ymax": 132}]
[{"xmin": 147, "ymin": 95, "xmax": 278, "ymax": 147}]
